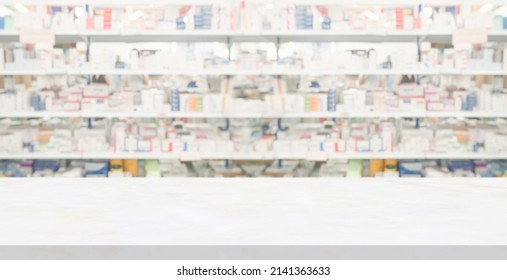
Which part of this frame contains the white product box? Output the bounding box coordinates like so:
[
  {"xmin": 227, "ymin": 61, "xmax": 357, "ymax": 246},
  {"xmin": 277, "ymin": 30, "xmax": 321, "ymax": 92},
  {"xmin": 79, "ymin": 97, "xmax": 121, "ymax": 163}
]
[
  {"xmin": 137, "ymin": 140, "xmax": 152, "ymax": 152},
  {"xmin": 254, "ymin": 140, "xmax": 271, "ymax": 153},
  {"xmin": 273, "ymin": 140, "xmax": 292, "ymax": 153},
  {"xmin": 220, "ymin": 141, "xmax": 235, "ymax": 153},
  {"xmin": 291, "ymin": 140, "xmax": 309, "ymax": 153},
  {"xmin": 122, "ymin": 136, "xmax": 136, "ymax": 152},
  {"xmin": 198, "ymin": 140, "xmax": 216, "ymax": 152},
  {"xmin": 0, "ymin": 48, "xmax": 4, "ymax": 70},
  {"xmin": 381, "ymin": 131, "xmax": 393, "ymax": 152},
  {"xmin": 370, "ymin": 135, "xmax": 383, "ymax": 152},
  {"xmin": 0, "ymin": 132, "xmax": 23, "ymax": 153},
  {"xmin": 346, "ymin": 138, "xmax": 356, "ymax": 152},
  {"xmin": 84, "ymin": 86, "xmax": 110, "ymax": 98},
  {"xmin": 0, "ymin": 94, "xmax": 16, "ymax": 112},
  {"xmin": 398, "ymin": 85, "xmax": 424, "ymax": 98},
  {"xmin": 184, "ymin": 140, "xmax": 199, "ymax": 152},
  {"xmin": 356, "ymin": 140, "xmax": 369, "ymax": 152},
  {"xmin": 308, "ymin": 140, "xmax": 323, "ymax": 152}
]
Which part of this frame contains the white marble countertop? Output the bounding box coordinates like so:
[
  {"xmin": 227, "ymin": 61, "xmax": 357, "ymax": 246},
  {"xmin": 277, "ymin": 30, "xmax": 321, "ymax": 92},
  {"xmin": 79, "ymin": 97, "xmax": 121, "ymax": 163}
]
[{"xmin": 0, "ymin": 178, "xmax": 506, "ymax": 245}]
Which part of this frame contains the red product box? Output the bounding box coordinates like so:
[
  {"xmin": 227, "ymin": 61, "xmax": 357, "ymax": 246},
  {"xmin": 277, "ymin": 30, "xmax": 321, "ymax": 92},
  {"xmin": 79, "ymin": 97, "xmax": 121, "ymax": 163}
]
[
  {"xmin": 395, "ymin": 8, "xmax": 404, "ymax": 30},
  {"xmin": 104, "ymin": 8, "xmax": 112, "ymax": 30}
]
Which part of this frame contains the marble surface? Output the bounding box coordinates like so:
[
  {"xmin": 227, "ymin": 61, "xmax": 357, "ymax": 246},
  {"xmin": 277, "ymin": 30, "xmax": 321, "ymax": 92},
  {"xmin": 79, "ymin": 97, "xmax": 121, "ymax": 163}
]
[{"xmin": 0, "ymin": 178, "xmax": 506, "ymax": 245}]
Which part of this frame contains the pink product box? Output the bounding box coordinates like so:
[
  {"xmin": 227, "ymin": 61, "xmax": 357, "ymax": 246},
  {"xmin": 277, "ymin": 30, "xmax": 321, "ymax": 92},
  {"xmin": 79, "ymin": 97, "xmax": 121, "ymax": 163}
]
[
  {"xmin": 67, "ymin": 92, "xmax": 84, "ymax": 102},
  {"xmin": 323, "ymin": 141, "xmax": 335, "ymax": 153},
  {"xmin": 384, "ymin": 97, "xmax": 399, "ymax": 111},
  {"xmin": 107, "ymin": 98, "xmax": 126, "ymax": 111},
  {"xmin": 81, "ymin": 98, "xmax": 108, "ymax": 111},
  {"xmin": 161, "ymin": 140, "xmax": 184, "ymax": 153},
  {"xmin": 427, "ymin": 101, "xmax": 444, "ymax": 111},
  {"xmin": 335, "ymin": 139, "xmax": 347, "ymax": 152},
  {"xmin": 346, "ymin": 139, "xmax": 356, "ymax": 152},
  {"xmin": 425, "ymin": 92, "xmax": 440, "ymax": 102},
  {"xmin": 49, "ymin": 98, "xmax": 64, "ymax": 111},
  {"xmin": 399, "ymin": 98, "xmax": 426, "ymax": 112},
  {"xmin": 442, "ymin": 98, "xmax": 456, "ymax": 110},
  {"xmin": 63, "ymin": 101, "xmax": 81, "ymax": 111},
  {"xmin": 412, "ymin": 98, "xmax": 426, "ymax": 111}
]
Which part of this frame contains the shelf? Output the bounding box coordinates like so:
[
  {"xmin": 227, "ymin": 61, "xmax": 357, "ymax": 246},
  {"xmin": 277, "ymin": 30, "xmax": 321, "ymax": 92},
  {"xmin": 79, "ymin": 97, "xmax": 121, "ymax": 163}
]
[
  {"xmin": 424, "ymin": 153, "xmax": 507, "ymax": 160},
  {"xmin": 440, "ymin": 69, "xmax": 507, "ymax": 76},
  {"xmin": 327, "ymin": 152, "xmax": 426, "ymax": 159},
  {"xmin": 293, "ymin": 112, "xmax": 428, "ymax": 118},
  {"xmin": 1, "ymin": 68, "xmax": 436, "ymax": 76},
  {"xmin": 2, "ymin": 151, "xmax": 506, "ymax": 160},
  {"xmin": 1, "ymin": 30, "xmax": 507, "ymax": 44},
  {"xmin": 2, "ymin": 111, "xmax": 506, "ymax": 119},
  {"xmin": 0, "ymin": 69, "xmax": 67, "ymax": 76},
  {"xmin": 79, "ymin": 111, "xmax": 224, "ymax": 118},
  {"xmin": 201, "ymin": 152, "xmax": 277, "ymax": 160},
  {"xmin": 6, "ymin": 0, "xmax": 507, "ymax": 6},
  {"xmin": 0, "ymin": 111, "xmax": 82, "ymax": 118},
  {"xmin": 85, "ymin": 152, "xmax": 181, "ymax": 160},
  {"xmin": 1, "ymin": 153, "xmax": 83, "ymax": 160},
  {"xmin": 3, "ymin": 68, "xmax": 507, "ymax": 76},
  {"xmin": 67, "ymin": 68, "xmax": 439, "ymax": 76},
  {"xmin": 425, "ymin": 112, "xmax": 507, "ymax": 118}
]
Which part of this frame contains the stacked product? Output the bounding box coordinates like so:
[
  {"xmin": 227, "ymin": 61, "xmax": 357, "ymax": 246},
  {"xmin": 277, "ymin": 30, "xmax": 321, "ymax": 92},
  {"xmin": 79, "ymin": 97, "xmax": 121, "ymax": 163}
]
[{"xmin": 110, "ymin": 121, "xmax": 234, "ymax": 155}]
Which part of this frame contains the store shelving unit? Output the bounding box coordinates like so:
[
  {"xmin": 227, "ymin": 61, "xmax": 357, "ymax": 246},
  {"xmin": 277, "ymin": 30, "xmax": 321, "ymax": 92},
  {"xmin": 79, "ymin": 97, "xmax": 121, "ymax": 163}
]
[
  {"xmin": 3, "ymin": 151, "xmax": 506, "ymax": 161},
  {"xmin": 3, "ymin": 153, "xmax": 84, "ymax": 160},
  {"xmin": 67, "ymin": 68, "xmax": 439, "ymax": 76},
  {"xmin": 2, "ymin": 4, "xmax": 507, "ymax": 165},
  {"xmin": 1, "ymin": 29, "xmax": 507, "ymax": 44},
  {"xmin": 0, "ymin": 111, "xmax": 82, "ymax": 118},
  {"xmin": 3, "ymin": 68, "xmax": 507, "ymax": 77},
  {"xmin": 0, "ymin": 69, "xmax": 66, "ymax": 76},
  {"xmin": 2, "ymin": 111, "xmax": 507, "ymax": 119}
]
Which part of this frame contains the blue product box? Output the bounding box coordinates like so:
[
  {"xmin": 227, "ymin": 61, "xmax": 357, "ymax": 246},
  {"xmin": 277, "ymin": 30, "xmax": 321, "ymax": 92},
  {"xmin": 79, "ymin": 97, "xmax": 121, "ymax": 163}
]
[
  {"xmin": 399, "ymin": 161, "xmax": 423, "ymax": 176},
  {"xmin": 84, "ymin": 161, "xmax": 109, "ymax": 176},
  {"xmin": 171, "ymin": 89, "xmax": 180, "ymax": 111},
  {"xmin": 176, "ymin": 17, "xmax": 185, "ymax": 30},
  {"xmin": 327, "ymin": 89, "xmax": 336, "ymax": 111},
  {"xmin": 33, "ymin": 160, "xmax": 60, "ymax": 172},
  {"xmin": 322, "ymin": 17, "xmax": 331, "ymax": 30},
  {"xmin": 447, "ymin": 160, "xmax": 474, "ymax": 172}
]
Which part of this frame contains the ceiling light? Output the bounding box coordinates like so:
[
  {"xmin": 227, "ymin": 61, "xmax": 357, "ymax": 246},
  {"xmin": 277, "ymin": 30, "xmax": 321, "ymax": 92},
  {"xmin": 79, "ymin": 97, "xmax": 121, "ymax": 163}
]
[
  {"xmin": 0, "ymin": 5, "xmax": 13, "ymax": 16},
  {"xmin": 74, "ymin": 6, "xmax": 84, "ymax": 18},
  {"xmin": 129, "ymin": 10, "xmax": 144, "ymax": 21},
  {"xmin": 363, "ymin": 10, "xmax": 379, "ymax": 21},
  {"xmin": 265, "ymin": 3, "xmax": 274, "ymax": 10},
  {"xmin": 494, "ymin": 5, "xmax": 507, "ymax": 16},
  {"xmin": 14, "ymin": 3, "xmax": 28, "ymax": 14},
  {"xmin": 479, "ymin": 3, "xmax": 493, "ymax": 14},
  {"xmin": 423, "ymin": 6, "xmax": 433, "ymax": 18}
]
